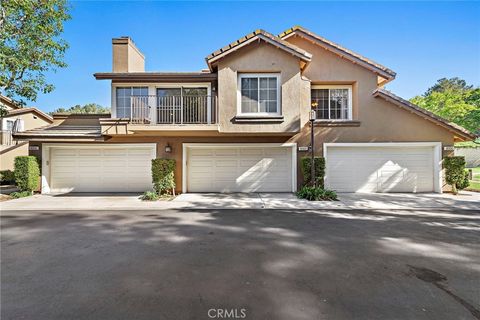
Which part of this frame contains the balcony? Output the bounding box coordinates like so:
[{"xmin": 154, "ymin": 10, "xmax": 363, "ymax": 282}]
[{"xmin": 129, "ymin": 95, "xmax": 218, "ymax": 125}]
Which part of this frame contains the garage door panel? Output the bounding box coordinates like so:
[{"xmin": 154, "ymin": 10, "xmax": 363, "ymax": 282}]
[
  {"xmin": 187, "ymin": 145, "xmax": 293, "ymax": 193},
  {"xmin": 240, "ymin": 148, "xmax": 264, "ymax": 156},
  {"xmin": 50, "ymin": 145, "xmax": 155, "ymax": 192},
  {"xmin": 215, "ymin": 149, "xmax": 237, "ymax": 156},
  {"xmin": 326, "ymin": 145, "xmax": 435, "ymax": 193}
]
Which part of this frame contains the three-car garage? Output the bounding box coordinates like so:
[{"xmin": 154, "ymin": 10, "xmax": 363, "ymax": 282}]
[{"xmin": 41, "ymin": 142, "xmax": 441, "ymax": 194}]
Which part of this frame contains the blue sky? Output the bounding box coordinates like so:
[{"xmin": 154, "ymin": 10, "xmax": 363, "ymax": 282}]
[{"xmin": 29, "ymin": 1, "xmax": 480, "ymax": 112}]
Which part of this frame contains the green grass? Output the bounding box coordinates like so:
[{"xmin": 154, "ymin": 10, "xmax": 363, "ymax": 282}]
[
  {"xmin": 455, "ymin": 139, "xmax": 480, "ymax": 148},
  {"xmin": 466, "ymin": 167, "xmax": 480, "ymax": 191}
]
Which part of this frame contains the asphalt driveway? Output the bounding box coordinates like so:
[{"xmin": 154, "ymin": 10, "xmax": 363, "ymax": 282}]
[{"xmin": 1, "ymin": 208, "xmax": 479, "ymax": 320}]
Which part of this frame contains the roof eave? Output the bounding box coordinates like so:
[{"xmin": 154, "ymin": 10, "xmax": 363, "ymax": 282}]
[
  {"xmin": 12, "ymin": 133, "xmax": 105, "ymax": 141},
  {"xmin": 94, "ymin": 73, "xmax": 218, "ymax": 82},
  {"xmin": 280, "ymin": 28, "xmax": 396, "ymax": 82},
  {"xmin": 6, "ymin": 108, "xmax": 53, "ymax": 123},
  {"xmin": 206, "ymin": 33, "xmax": 312, "ymax": 71}
]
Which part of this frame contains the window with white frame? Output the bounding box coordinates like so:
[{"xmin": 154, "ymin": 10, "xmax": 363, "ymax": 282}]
[
  {"xmin": 238, "ymin": 73, "xmax": 280, "ymax": 115},
  {"xmin": 311, "ymin": 85, "xmax": 352, "ymax": 120},
  {"xmin": 5, "ymin": 120, "xmax": 15, "ymax": 131},
  {"xmin": 115, "ymin": 87, "xmax": 148, "ymax": 118}
]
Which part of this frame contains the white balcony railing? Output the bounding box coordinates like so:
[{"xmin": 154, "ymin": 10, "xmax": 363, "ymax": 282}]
[{"xmin": 130, "ymin": 95, "xmax": 217, "ymax": 125}]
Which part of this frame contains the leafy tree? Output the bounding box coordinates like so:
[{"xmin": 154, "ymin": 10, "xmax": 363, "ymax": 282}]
[
  {"xmin": 51, "ymin": 103, "xmax": 110, "ymax": 114},
  {"xmin": 0, "ymin": 102, "xmax": 8, "ymax": 117},
  {"xmin": 0, "ymin": 0, "xmax": 70, "ymax": 106},
  {"xmin": 424, "ymin": 77, "xmax": 473, "ymax": 96},
  {"xmin": 410, "ymin": 78, "xmax": 480, "ymax": 134}
]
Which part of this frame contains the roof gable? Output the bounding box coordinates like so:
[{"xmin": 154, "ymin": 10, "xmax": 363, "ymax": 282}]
[
  {"xmin": 206, "ymin": 29, "xmax": 312, "ymax": 71},
  {"xmin": 373, "ymin": 89, "xmax": 476, "ymax": 141},
  {"xmin": 6, "ymin": 107, "xmax": 53, "ymax": 123},
  {"xmin": 279, "ymin": 26, "xmax": 396, "ymax": 85},
  {"xmin": 0, "ymin": 95, "xmax": 21, "ymax": 110}
]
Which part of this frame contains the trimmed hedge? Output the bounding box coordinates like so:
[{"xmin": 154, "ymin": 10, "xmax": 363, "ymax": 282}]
[
  {"xmin": 14, "ymin": 156, "xmax": 40, "ymax": 193},
  {"xmin": 443, "ymin": 156, "xmax": 469, "ymax": 194},
  {"xmin": 152, "ymin": 159, "xmax": 175, "ymax": 195},
  {"xmin": 0, "ymin": 170, "xmax": 15, "ymax": 185},
  {"xmin": 300, "ymin": 156, "xmax": 325, "ymax": 187},
  {"xmin": 297, "ymin": 186, "xmax": 338, "ymax": 201}
]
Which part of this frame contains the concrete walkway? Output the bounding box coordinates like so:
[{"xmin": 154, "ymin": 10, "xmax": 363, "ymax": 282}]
[{"xmin": 1, "ymin": 191, "xmax": 479, "ymax": 211}]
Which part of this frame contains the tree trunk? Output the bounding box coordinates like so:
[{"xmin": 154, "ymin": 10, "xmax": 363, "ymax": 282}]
[{"xmin": 451, "ymin": 183, "xmax": 457, "ymax": 195}]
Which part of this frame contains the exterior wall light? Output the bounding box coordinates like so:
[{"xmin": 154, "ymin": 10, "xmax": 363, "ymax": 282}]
[{"xmin": 165, "ymin": 143, "xmax": 172, "ymax": 153}]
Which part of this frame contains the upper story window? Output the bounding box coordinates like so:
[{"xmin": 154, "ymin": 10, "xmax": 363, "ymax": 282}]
[
  {"xmin": 5, "ymin": 119, "xmax": 15, "ymax": 131},
  {"xmin": 238, "ymin": 73, "xmax": 280, "ymax": 115},
  {"xmin": 311, "ymin": 85, "xmax": 352, "ymax": 120},
  {"xmin": 115, "ymin": 87, "xmax": 148, "ymax": 118}
]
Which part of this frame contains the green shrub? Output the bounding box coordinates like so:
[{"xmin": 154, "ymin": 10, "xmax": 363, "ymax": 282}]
[
  {"xmin": 14, "ymin": 156, "xmax": 40, "ymax": 193},
  {"xmin": 0, "ymin": 170, "xmax": 15, "ymax": 185},
  {"xmin": 10, "ymin": 191, "xmax": 32, "ymax": 199},
  {"xmin": 141, "ymin": 191, "xmax": 159, "ymax": 201},
  {"xmin": 300, "ymin": 156, "xmax": 325, "ymax": 187},
  {"xmin": 152, "ymin": 159, "xmax": 175, "ymax": 195},
  {"xmin": 443, "ymin": 156, "xmax": 469, "ymax": 194},
  {"xmin": 458, "ymin": 170, "xmax": 470, "ymax": 190},
  {"xmin": 296, "ymin": 186, "xmax": 338, "ymax": 201}
]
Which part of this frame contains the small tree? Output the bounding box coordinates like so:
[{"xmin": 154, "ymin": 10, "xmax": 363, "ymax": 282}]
[
  {"xmin": 300, "ymin": 157, "xmax": 325, "ymax": 188},
  {"xmin": 14, "ymin": 156, "xmax": 40, "ymax": 194},
  {"xmin": 151, "ymin": 159, "xmax": 175, "ymax": 195},
  {"xmin": 0, "ymin": 0, "xmax": 71, "ymax": 105},
  {"xmin": 443, "ymin": 156, "xmax": 469, "ymax": 195}
]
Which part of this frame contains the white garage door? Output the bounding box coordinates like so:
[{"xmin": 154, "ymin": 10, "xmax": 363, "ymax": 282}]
[
  {"xmin": 49, "ymin": 144, "xmax": 156, "ymax": 192},
  {"xmin": 186, "ymin": 144, "xmax": 294, "ymax": 192},
  {"xmin": 325, "ymin": 144, "xmax": 439, "ymax": 193}
]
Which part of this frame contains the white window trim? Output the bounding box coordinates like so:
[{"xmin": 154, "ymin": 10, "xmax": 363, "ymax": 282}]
[
  {"xmin": 237, "ymin": 73, "xmax": 281, "ymax": 117},
  {"xmin": 4, "ymin": 119, "xmax": 15, "ymax": 131},
  {"xmin": 112, "ymin": 85, "xmax": 149, "ymax": 119},
  {"xmin": 311, "ymin": 84, "xmax": 353, "ymax": 121}
]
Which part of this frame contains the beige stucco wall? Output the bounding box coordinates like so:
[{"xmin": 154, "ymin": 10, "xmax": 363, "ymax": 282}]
[
  {"xmin": 216, "ymin": 41, "xmax": 310, "ymax": 133},
  {"xmin": 0, "ymin": 142, "xmax": 29, "ymax": 171},
  {"xmin": 1, "ymin": 111, "xmax": 50, "ymax": 171},
  {"xmin": 282, "ymin": 36, "xmax": 455, "ymax": 152},
  {"xmin": 4, "ymin": 112, "xmax": 51, "ymax": 131},
  {"xmin": 112, "ymin": 38, "xmax": 145, "ymax": 73}
]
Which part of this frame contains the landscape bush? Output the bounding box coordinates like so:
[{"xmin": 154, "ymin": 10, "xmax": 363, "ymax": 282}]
[
  {"xmin": 296, "ymin": 185, "xmax": 338, "ymax": 201},
  {"xmin": 300, "ymin": 156, "xmax": 325, "ymax": 187},
  {"xmin": 10, "ymin": 191, "xmax": 33, "ymax": 199},
  {"xmin": 141, "ymin": 191, "xmax": 159, "ymax": 201},
  {"xmin": 0, "ymin": 170, "xmax": 15, "ymax": 185},
  {"xmin": 444, "ymin": 156, "xmax": 469, "ymax": 194},
  {"xmin": 14, "ymin": 156, "xmax": 40, "ymax": 194},
  {"xmin": 151, "ymin": 159, "xmax": 176, "ymax": 195}
]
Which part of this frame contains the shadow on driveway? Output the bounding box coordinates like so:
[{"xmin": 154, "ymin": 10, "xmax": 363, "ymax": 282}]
[{"xmin": 1, "ymin": 208, "xmax": 479, "ymax": 320}]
